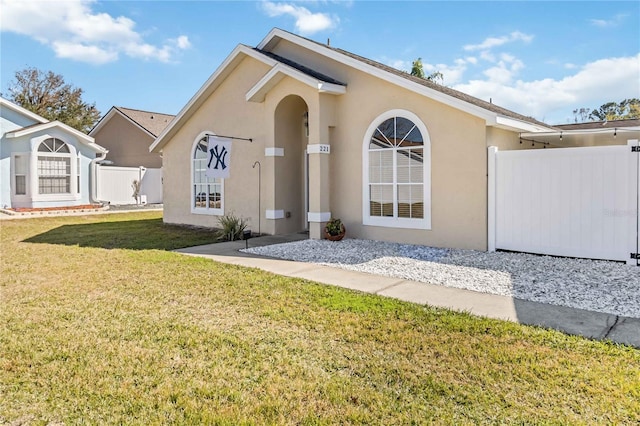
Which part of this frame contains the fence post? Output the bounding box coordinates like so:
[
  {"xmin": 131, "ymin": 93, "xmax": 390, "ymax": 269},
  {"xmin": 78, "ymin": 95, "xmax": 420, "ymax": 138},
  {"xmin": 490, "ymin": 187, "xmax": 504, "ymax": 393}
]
[
  {"xmin": 487, "ymin": 146, "xmax": 498, "ymax": 252},
  {"xmin": 628, "ymin": 139, "xmax": 639, "ymax": 266}
]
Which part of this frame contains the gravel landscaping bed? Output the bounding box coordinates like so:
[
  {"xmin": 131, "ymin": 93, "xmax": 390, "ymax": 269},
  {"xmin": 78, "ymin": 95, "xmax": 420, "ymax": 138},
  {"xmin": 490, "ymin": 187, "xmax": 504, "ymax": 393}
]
[{"xmin": 242, "ymin": 239, "xmax": 640, "ymax": 318}]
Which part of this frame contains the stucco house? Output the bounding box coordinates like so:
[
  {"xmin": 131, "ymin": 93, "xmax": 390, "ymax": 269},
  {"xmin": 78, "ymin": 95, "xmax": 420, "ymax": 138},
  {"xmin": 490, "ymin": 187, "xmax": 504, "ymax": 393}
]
[
  {"xmin": 90, "ymin": 106, "xmax": 174, "ymax": 168},
  {"xmin": 0, "ymin": 97, "xmax": 107, "ymax": 209},
  {"xmin": 150, "ymin": 28, "xmax": 633, "ymax": 252}
]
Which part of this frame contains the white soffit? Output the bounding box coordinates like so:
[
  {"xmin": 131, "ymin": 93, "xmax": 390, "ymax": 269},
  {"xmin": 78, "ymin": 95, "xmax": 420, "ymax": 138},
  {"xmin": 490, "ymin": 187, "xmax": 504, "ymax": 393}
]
[
  {"xmin": 246, "ymin": 63, "xmax": 345, "ymax": 103},
  {"xmin": 495, "ymin": 116, "xmax": 555, "ymax": 133}
]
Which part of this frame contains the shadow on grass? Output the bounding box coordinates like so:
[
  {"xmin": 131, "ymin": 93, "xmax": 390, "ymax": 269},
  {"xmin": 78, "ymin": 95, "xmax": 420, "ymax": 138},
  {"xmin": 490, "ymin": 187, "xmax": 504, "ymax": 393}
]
[{"xmin": 24, "ymin": 218, "xmax": 220, "ymax": 251}]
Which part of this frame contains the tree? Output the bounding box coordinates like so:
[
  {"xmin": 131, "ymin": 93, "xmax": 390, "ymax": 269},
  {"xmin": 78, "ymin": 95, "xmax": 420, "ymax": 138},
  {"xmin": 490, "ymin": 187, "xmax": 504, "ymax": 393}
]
[
  {"xmin": 410, "ymin": 57, "xmax": 425, "ymax": 79},
  {"xmin": 572, "ymin": 107, "xmax": 591, "ymax": 123},
  {"xmin": 5, "ymin": 67, "xmax": 101, "ymax": 133},
  {"xmin": 426, "ymin": 70, "xmax": 444, "ymax": 85},
  {"xmin": 410, "ymin": 58, "xmax": 444, "ymax": 84},
  {"xmin": 588, "ymin": 98, "xmax": 640, "ymax": 121}
]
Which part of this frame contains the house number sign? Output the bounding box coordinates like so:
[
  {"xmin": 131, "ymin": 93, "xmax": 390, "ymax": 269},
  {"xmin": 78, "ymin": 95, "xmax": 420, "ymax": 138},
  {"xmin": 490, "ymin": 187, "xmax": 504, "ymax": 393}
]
[{"xmin": 308, "ymin": 144, "xmax": 330, "ymax": 154}]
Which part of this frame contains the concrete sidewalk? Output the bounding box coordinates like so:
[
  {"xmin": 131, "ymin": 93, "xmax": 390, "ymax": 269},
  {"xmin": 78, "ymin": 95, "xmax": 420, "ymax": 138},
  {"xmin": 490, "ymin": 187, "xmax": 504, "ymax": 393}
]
[{"xmin": 176, "ymin": 234, "xmax": 640, "ymax": 349}]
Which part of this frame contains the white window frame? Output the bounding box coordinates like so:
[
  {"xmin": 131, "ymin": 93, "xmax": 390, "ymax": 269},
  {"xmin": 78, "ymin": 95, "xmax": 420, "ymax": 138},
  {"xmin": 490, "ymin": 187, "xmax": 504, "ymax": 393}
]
[
  {"xmin": 362, "ymin": 109, "xmax": 431, "ymax": 230},
  {"xmin": 30, "ymin": 137, "xmax": 80, "ymax": 202},
  {"xmin": 191, "ymin": 132, "xmax": 224, "ymax": 215},
  {"xmin": 12, "ymin": 154, "xmax": 29, "ymax": 197}
]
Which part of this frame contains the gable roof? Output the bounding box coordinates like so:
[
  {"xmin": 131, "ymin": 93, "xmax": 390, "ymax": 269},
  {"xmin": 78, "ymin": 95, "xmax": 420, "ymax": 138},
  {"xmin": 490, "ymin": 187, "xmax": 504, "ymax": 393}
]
[
  {"xmin": 152, "ymin": 43, "xmax": 343, "ymax": 152},
  {"xmin": 257, "ymin": 50, "xmax": 346, "ymax": 86},
  {"xmin": 5, "ymin": 120, "xmax": 106, "ymax": 153},
  {"xmin": 246, "ymin": 48, "xmax": 347, "ymax": 102},
  {"xmin": 1, "ymin": 97, "xmax": 105, "ymax": 152},
  {"xmin": 329, "ymin": 47, "xmax": 551, "ymax": 128},
  {"xmin": 151, "ymin": 28, "xmax": 554, "ymax": 153},
  {"xmin": 0, "ymin": 96, "xmax": 49, "ymax": 125},
  {"xmin": 90, "ymin": 106, "xmax": 175, "ymax": 138}
]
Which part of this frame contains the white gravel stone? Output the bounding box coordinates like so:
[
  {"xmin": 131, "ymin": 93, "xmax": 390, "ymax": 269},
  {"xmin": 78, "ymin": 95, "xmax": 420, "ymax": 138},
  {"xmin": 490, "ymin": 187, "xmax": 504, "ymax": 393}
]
[{"xmin": 242, "ymin": 238, "xmax": 640, "ymax": 318}]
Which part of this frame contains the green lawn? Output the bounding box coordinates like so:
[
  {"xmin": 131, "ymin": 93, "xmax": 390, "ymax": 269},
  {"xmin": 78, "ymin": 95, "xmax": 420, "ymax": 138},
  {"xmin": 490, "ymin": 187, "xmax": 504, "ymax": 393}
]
[{"xmin": 1, "ymin": 211, "xmax": 639, "ymax": 424}]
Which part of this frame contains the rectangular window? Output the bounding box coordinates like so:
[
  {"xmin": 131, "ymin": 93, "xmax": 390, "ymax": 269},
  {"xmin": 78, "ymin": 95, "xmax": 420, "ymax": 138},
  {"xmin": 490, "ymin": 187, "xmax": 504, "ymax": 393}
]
[
  {"xmin": 14, "ymin": 155, "xmax": 27, "ymax": 195},
  {"xmin": 193, "ymin": 157, "xmax": 222, "ymax": 212},
  {"xmin": 77, "ymin": 157, "xmax": 81, "ymax": 194},
  {"xmin": 397, "ymin": 148, "xmax": 423, "ymax": 219},
  {"xmin": 38, "ymin": 156, "xmax": 71, "ymax": 194}
]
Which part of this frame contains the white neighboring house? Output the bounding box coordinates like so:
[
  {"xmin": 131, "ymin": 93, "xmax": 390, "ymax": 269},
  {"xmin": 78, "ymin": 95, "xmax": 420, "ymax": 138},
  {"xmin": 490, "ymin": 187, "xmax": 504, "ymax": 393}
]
[{"xmin": 0, "ymin": 97, "xmax": 108, "ymax": 209}]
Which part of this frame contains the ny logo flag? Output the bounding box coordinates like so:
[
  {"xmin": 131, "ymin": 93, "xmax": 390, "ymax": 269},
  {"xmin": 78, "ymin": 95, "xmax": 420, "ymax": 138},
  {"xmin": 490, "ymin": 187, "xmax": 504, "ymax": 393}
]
[{"xmin": 206, "ymin": 135, "xmax": 232, "ymax": 179}]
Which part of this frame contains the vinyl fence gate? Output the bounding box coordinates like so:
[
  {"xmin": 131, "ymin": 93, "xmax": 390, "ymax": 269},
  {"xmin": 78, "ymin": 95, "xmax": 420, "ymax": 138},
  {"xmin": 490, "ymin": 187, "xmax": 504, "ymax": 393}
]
[
  {"xmin": 488, "ymin": 140, "xmax": 639, "ymax": 265},
  {"xmin": 96, "ymin": 165, "xmax": 163, "ymax": 205}
]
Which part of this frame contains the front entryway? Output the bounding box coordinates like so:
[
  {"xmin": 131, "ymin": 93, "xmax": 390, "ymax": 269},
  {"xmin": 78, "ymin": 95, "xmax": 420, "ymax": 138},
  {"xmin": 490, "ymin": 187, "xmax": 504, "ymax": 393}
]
[{"xmin": 273, "ymin": 95, "xmax": 309, "ymax": 235}]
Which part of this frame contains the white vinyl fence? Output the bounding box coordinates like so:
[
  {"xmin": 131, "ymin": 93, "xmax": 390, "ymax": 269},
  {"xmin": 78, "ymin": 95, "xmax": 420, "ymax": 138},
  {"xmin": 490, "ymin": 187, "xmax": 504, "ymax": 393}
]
[
  {"xmin": 488, "ymin": 140, "xmax": 639, "ymax": 265},
  {"xmin": 96, "ymin": 165, "xmax": 162, "ymax": 205}
]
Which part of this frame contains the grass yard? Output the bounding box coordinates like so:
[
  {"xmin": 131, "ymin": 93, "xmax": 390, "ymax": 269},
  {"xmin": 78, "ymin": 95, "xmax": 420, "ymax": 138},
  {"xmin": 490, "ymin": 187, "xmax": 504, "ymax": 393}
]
[{"xmin": 1, "ymin": 211, "xmax": 639, "ymax": 424}]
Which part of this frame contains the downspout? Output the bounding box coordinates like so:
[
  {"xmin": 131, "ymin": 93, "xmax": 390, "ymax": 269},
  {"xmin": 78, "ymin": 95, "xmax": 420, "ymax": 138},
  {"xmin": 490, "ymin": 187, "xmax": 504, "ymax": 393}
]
[{"xmin": 90, "ymin": 150, "xmax": 109, "ymax": 205}]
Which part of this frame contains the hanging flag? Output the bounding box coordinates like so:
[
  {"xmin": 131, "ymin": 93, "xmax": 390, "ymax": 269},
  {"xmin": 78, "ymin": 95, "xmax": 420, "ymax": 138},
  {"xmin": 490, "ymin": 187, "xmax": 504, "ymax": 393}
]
[{"xmin": 206, "ymin": 135, "xmax": 232, "ymax": 179}]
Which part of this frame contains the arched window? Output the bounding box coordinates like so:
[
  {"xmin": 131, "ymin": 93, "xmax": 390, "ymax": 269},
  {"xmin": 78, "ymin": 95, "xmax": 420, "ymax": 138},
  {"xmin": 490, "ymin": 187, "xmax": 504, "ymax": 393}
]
[
  {"xmin": 363, "ymin": 110, "xmax": 431, "ymax": 229},
  {"xmin": 37, "ymin": 138, "xmax": 72, "ymax": 194},
  {"xmin": 192, "ymin": 136, "xmax": 223, "ymax": 214}
]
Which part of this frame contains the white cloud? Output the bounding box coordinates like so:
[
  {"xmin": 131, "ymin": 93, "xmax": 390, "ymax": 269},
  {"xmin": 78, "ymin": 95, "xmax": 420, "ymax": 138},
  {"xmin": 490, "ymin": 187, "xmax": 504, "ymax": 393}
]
[
  {"xmin": 381, "ymin": 57, "xmax": 411, "ymax": 72},
  {"xmin": 480, "ymin": 51, "xmax": 496, "ymax": 62},
  {"xmin": 454, "ymin": 55, "xmax": 640, "ymax": 123},
  {"xmin": 463, "ymin": 31, "xmax": 533, "ymax": 51},
  {"xmin": 424, "ymin": 60, "xmax": 467, "ymax": 85},
  {"xmin": 590, "ymin": 13, "xmax": 628, "ymax": 28},
  {"xmin": 0, "ymin": 0, "xmax": 190, "ymax": 64},
  {"xmin": 174, "ymin": 35, "xmax": 191, "ymax": 50},
  {"xmin": 51, "ymin": 41, "xmax": 117, "ymax": 65},
  {"xmin": 261, "ymin": 1, "xmax": 337, "ymax": 35}
]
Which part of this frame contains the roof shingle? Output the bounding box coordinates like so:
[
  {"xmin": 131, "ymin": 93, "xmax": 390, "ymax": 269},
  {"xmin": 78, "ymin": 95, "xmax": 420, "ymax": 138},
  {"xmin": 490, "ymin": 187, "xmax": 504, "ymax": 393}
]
[{"xmin": 115, "ymin": 107, "xmax": 175, "ymax": 137}]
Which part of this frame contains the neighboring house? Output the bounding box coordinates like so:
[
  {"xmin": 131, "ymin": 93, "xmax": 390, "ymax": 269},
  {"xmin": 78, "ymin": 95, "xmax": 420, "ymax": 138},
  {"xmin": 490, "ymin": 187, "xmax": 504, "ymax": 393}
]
[
  {"xmin": 150, "ymin": 28, "xmax": 634, "ymax": 251},
  {"xmin": 90, "ymin": 106, "xmax": 174, "ymax": 168},
  {"xmin": 551, "ymin": 119, "xmax": 640, "ymax": 146},
  {"xmin": 0, "ymin": 97, "xmax": 107, "ymax": 209}
]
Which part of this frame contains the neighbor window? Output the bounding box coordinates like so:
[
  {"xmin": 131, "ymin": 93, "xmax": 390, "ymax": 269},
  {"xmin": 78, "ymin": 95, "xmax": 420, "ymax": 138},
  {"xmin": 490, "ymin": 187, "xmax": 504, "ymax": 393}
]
[
  {"xmin": 363, "ymin": 110, "xmax": 431, "ymax": 229},
  {"xmin": 37, "ymin": 138, "xmax": 72, "ymax": 194},
  {"xmin": 192, "ymin": 136, "xmax": 223, "ymax": 214},
  {"xmin": 14, "ymin": 155, "xmax": 27, "ymax": 195}
]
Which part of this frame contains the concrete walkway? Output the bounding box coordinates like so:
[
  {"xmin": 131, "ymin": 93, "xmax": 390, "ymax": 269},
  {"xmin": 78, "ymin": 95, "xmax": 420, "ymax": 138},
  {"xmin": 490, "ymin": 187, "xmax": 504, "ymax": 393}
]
[{"xmin": 176, "ymin": 234, "xmax": 640, "ymax": 349}]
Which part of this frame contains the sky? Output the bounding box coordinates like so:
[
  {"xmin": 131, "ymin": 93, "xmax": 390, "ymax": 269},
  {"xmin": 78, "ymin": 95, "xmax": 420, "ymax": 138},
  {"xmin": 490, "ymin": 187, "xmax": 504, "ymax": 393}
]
[{"xmin": 1, "ymin": 0, "xmax": 639, "ymax": 126}]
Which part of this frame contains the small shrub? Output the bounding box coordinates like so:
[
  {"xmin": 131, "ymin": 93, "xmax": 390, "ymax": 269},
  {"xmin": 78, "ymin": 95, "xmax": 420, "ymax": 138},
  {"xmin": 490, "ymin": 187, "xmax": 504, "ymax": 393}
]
[
  {"xmin": 215, "ymin": 213, "xmax": 248, "ymax": 241},
  {"xmin": 324, "ymin": 218, "xmax": 344, "ymax": 236}
]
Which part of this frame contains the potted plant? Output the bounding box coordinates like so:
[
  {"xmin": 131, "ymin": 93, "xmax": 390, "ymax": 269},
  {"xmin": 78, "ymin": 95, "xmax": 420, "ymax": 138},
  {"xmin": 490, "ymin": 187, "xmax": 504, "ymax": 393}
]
[{"xmin": 324, "ymin": 217, "xmax": 346, "ymax": 241}]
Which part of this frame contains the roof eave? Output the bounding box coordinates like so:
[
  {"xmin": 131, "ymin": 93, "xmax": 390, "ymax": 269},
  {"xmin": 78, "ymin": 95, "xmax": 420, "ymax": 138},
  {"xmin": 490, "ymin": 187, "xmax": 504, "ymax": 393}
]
[
  {"xmin": 495, "ymin": 116, "xmax": 556, "ymax": 133},
  {"xmin": 258, "ymin": 29, "xmax": 549, "ymax": 128},
  {"xmin": 246, "ymin": 63, "xmax": 346, "ymax": 103},
  {"xmin": 0, "ymin": 97, "xmax": 49, "ymax": 124},
  {"xmin": 150, "ymin": 44, "xmax": 279, "ymax": 152},
  {"xmin": 89, "ymin": 106, "xmax": 118, "ymax": 136},
  {"xmin": 6, "ymin": 120, "xmax": 106, "ymax": 152}
]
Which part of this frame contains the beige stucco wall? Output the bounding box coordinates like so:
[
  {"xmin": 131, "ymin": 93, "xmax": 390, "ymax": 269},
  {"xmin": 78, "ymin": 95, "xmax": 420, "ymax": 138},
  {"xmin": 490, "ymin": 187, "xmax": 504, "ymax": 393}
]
[
  {"xmin": 161, "ymin": 57, "xmax": 271, "ymax": 231},
  {"xmin": 160, "ymin": 43, "xmax": 544, "ymax": 251},
  {"xmin": 325, "ymin": 66, "xmax": 489, "ymax": 249},
  {"xmin": 92, "ymin": 113, "xmax": 162, "ymax": 168}
]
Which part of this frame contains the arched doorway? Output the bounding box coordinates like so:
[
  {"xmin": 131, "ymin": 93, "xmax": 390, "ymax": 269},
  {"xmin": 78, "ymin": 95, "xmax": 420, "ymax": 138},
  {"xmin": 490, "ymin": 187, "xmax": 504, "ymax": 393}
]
[{"xmin": 273, "ymin": 95, "xmax": 309, "ymax": 234}]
